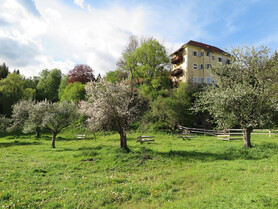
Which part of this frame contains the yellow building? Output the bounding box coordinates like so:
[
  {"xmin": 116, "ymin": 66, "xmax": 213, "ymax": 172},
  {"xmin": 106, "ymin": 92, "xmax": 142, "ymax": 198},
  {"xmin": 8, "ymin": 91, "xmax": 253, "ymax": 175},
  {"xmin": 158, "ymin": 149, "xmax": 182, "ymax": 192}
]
[{"xmin": 171, "ymin": 40, "xmax": 230, "ymax": 86}]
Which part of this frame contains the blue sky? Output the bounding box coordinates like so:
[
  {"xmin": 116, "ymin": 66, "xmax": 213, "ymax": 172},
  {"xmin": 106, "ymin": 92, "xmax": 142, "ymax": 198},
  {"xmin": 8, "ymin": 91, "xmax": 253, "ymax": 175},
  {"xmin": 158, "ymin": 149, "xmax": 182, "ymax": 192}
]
[{"xmin": 0, "ymin": 0, "xmax": 278, "ymax": 77}]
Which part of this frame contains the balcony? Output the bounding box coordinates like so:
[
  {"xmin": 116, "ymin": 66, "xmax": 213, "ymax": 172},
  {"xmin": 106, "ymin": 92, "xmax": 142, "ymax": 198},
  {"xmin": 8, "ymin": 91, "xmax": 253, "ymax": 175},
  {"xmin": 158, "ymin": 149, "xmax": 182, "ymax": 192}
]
[
  {"xmin": 171, "ymin": 68, "xmax": 183, "ymax": 77},
  {"xmin": 171, "ymin": 53, "xmax": 183, "ymax": 64}
]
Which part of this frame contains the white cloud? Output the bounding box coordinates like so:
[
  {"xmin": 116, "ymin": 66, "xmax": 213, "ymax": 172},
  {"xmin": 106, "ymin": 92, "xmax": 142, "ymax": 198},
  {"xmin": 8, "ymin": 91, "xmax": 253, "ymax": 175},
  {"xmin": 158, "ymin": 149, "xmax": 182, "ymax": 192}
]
[
  {"xmin": 74, "ymin": 0, "xmax": 84, "ymax": 9},
  {"xmin": 0, "ymin": 0, "xmax": 153, "ymax": 77}
]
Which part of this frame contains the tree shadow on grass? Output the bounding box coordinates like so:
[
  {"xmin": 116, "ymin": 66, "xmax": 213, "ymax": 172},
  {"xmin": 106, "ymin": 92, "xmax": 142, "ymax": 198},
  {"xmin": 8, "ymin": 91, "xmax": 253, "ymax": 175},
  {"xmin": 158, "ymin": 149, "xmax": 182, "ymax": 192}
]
[
  {"xmin": 143, "ymin": 142, "xmax": 278, "ymax": 162},
  {"xmin": 0, "ymin": 140, "xmax": 42, "ymax": 148}
]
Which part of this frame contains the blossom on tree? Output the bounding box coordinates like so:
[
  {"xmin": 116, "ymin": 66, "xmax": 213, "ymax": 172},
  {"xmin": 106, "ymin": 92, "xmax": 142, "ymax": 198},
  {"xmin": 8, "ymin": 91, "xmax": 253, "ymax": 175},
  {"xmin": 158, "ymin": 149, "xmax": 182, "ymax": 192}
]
[{"xmin": 80, "ymin": 80, "xmax": 145, "ymax": 150}]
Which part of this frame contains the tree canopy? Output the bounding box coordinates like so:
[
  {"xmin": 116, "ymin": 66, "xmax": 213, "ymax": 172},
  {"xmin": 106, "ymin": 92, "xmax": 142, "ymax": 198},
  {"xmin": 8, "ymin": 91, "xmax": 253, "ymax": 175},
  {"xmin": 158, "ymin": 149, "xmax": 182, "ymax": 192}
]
[
  {"xmin": 80, "ymin": 80, "xmax": 145, "ymax": 150},
  {"xmin": 36, "ymin": 69, "xmax": 62, "ymax": 102},
  {"xmin": 194, "ymin": 46, "xmax": 278, "ymax": 147},
  {"xmin": 0, "ymin": 73, "xmax": 35, "ymax": 116},
  {"xmin": 60, "ymin": 82, "xmax": 86, "ymax": 103},
  {"xmin": 68, "ymin": 64, "xmax": 95, "ymax": 84},
  {"xmin": 0, "ymin": 63, "xmax": 9, "ymax": 80}
]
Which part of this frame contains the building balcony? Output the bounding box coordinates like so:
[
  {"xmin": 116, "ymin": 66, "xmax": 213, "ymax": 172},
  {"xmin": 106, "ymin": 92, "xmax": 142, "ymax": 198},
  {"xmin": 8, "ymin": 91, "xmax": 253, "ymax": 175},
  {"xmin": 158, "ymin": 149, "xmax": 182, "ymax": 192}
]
[
  {"xmin": 171, "ymin": 53, "xmax": 183, "ymax": 64},
  {"xmin": 171, "ymin": 68, "xmax": 183, "ymax": 77}
]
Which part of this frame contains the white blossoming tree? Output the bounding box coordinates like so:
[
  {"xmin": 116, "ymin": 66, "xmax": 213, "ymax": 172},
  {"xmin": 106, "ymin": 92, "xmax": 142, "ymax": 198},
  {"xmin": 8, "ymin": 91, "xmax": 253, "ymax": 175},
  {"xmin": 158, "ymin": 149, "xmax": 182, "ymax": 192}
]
[
  {"xmin": 42, "ymin": 101, "xmax": 79, "ymax": 148},
  {"xmin": 194, "ymin": 46, "xmax": 278, "ymax": 148},
  {"xmin": 10, "ymin": 100, "xmax": 79, "ymax": 148},
  {"xmin": 80, "ymin": 80, "xmax": 145, "ymax": 150}
]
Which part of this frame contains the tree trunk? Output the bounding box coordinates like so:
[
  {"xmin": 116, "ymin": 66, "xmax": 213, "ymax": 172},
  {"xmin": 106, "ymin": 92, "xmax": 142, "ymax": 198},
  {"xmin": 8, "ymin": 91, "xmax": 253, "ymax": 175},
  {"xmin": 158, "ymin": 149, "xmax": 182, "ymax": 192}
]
[
  {"xmin": 243, "ymin": 127, "xmax": 253, "ymax": 148},
  {"xmin": 119, "ymin": 128, "xmax": 129, "ymax": 151},
  {"xmin": 51, "ymin": 132, "xmax": 57, "ymax": 148},
  {"xmin": 35, "ymin": 127, "xmax": 41, "ymax": 138}
]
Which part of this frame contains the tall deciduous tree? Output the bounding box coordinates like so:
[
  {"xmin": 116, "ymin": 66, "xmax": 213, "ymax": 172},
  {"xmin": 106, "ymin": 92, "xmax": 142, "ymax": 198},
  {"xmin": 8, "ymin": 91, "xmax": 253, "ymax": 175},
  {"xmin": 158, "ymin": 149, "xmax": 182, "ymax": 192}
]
[
  {"xmin": 194, "ymin": 46, "xmax": 278, "ymax": 148},
  {"xmin": 58, "ymin": 74, "xmax": 68, "ymax": 100},
  {"xmin": 36, "ymin": 69, "xmax": 62, "ymax": 102},
  {"xmin": 80, "ymin": 80, "xmax": 145, "ymax": 150},
  {"xmin": 117, "ymin": 36, "xmax": 171, "ymax": 96},
  {"xmin": 0, "ymin": 73, "xmax": 34, "ymax": 116},
  {"xmin": 0, "ymin": 63, "xmax": 9, "ymax": 79},
  {"xmin": 117, "ymin": 35, "xmax": 139, "ymax": 88},
  {"xmin": 68, "ymin": 64, "xmax": 95, "ymax": 84}
]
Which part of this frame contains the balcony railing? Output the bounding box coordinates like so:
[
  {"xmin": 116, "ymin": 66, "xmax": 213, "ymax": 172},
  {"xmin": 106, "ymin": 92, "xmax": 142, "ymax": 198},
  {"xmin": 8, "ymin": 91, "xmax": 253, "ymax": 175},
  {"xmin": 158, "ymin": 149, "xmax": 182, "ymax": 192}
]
[
  {"xmin": 171, "ymin": 53, "xmax": 183, "ymax": 64},
  {"xmin": 171, "ymin": 68, "xmax": 183, "ymax": 77}
]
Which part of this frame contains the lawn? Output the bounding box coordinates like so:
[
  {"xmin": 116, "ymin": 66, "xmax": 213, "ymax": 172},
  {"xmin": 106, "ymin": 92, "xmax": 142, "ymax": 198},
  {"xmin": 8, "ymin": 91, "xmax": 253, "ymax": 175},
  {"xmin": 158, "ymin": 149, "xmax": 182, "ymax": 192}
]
[{"xmin": 1, "ymin": 131, "xmax": 278, "ymax": 208}]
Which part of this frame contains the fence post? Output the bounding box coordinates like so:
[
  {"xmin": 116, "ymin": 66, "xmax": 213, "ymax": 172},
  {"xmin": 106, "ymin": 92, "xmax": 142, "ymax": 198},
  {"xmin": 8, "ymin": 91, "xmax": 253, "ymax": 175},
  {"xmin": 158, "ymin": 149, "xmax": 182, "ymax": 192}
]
[{"xmin": 269, "ymin": 129, "xmax": 271, "ymax": 137}]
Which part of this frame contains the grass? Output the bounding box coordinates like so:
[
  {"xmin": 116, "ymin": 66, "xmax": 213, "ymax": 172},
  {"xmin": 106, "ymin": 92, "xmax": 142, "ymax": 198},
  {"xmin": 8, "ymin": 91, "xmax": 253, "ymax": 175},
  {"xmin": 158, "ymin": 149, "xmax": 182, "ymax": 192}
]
[{"xmin": 1, "ymin": 131, "xmax": 278, "ymax": 208}]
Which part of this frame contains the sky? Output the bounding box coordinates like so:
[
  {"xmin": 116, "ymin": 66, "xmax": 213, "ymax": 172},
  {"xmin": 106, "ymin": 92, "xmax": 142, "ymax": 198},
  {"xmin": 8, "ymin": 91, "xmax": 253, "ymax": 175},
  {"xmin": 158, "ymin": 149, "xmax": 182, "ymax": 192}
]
[{"xmin": 1, "ymin": 0, "xmax": 278, "ymax": 77}]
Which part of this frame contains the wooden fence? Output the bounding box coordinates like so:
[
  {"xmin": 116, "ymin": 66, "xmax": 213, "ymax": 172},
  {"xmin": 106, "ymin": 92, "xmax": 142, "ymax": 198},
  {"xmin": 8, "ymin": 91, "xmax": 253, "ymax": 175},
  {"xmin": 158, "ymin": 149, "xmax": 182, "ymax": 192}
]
[{"xmin": 178, "ymin": 125, "xmax": 278, "ymax": 137}]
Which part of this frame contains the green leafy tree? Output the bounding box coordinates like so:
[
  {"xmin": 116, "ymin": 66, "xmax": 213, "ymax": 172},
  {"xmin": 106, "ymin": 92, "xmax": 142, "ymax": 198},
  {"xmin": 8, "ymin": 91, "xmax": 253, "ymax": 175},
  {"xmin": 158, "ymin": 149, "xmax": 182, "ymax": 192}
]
[
  {"xmin": 145, "ymin": 83, "xmax": 192, "ymax": 131},
  {"xmin": 36, "ymin": 69, "xmax": 62, "ymax": 102},
  {"xmin": 194, "ymin": 46, "xmax": 278, "ymax": 147},
  {"xmin": 117, "ymin": 36, "xmax": 171, "ymax": 97},
  {"xmin": 0, "ymin": 115, "xmax": 11, "ymax": 132},
  {"xmin": 58, "ymin": 74, "xmax": 68, "ymax": 100},
  {"xmin": 0, "ymin": 63, "xmax": 9, "ymax": 79},
  {"xmin": 0, "ymin": 73, "xmax": 34, "ymax": 116},
  {"xmin": 105, "ymin": 70, "xmax": 128, "ymax": 84},
  {"xmin": 133, "ymin": 39, "xmax": 170, "ymax": 85},
  {"xmin": 42, "ymin": 101, "xmax": 79, "ymax": 148},
  {"xmin": 117, "ymin": 35, "xmax": 139, "ymax": 88},
  {"xmin": 60, "ymin": 82, "xmax": 85, "ymax": 103}
]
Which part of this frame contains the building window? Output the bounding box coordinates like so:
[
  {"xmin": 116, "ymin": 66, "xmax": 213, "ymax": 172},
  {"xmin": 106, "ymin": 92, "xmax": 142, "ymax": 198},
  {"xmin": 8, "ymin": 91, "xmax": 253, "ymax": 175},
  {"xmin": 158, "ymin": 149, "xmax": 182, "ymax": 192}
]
[
  {"xmin": 193, "ymin": 51, "xmax": 198, "ymax": 56},
  {"xmin": 193, "ymin": 63, "xmax": 197, "ymax": 70},
  {"xmin": 200, "ymin": 52, "xmax": 204, "ymax": 57},
  {"xmin": 226, "ymin": 59, "xmax": 231, "ymax": 64},
  {"xmin": 212, "ymin": 56, "xmax": 215, "ymax": 60},
  {"xmin": 218, "ymin": 57, "xmax": 222, "ymax": 62},
  {"xmin": 207, "ymin": 52, "xmax": 210, "ymax": 56},
  {"xmin": 193, "ymin": 76, "xmax": 198, "ymax": 84},
  {"xmin": 200, "ymin": 77, "xmax": 204, "ymax": 83},
  {"xmin": 206, "ymin": 64, "xmax": 211, "ymax": 69},
  {"xmin": 206, "ymin": 77, "xmax": 211, "ymax": 84},
  {"xmin": 199, "ymin": 64, "xmax": 203, "ymax": 70}
]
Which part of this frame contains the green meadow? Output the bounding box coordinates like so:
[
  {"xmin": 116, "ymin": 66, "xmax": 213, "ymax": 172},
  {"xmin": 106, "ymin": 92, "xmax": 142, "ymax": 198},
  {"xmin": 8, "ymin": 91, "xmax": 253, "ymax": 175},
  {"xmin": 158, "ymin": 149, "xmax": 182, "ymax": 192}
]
[{"xmin": 1, "ymin": 132, "xmax": 278, "ymax": 208}]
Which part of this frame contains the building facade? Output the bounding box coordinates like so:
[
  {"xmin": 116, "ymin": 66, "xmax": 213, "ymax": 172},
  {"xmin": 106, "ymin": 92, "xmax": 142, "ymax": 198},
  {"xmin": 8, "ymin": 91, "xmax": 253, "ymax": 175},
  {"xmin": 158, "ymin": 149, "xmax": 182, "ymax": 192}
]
[{"xmin": 171, "ymin": 40, "xmax": 230, "ymax": 86}]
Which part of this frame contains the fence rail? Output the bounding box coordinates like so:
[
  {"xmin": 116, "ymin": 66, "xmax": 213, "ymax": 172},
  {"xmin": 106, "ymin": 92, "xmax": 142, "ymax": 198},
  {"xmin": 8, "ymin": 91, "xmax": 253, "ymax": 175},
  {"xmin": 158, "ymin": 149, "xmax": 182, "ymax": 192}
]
[{"xmin": 178, "ymin": 125, "xmax": 278, "ymax": 137}]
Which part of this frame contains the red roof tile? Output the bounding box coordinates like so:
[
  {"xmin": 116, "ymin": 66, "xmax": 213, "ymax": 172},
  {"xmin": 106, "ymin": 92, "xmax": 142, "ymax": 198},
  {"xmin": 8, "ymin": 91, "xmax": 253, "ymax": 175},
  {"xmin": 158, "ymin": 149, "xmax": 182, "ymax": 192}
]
[{"xmin": 171, "ymin": 40, "xmax": 228, "ymax": 55}]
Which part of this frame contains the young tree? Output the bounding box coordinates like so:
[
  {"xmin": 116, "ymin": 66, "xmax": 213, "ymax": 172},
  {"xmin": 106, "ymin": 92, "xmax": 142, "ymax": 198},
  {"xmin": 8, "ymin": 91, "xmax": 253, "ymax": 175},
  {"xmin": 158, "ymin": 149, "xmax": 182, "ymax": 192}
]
[
  {"xmin": 68, "ymin": 64, "xmax": 95, "ymax": 84},
  {"xmin": 24, "ymin": 100, "xmax": 51, "ymax": 138},
  {"xmin": 80, "ymin": 80, "xmax": 145, "ymax": 150},
  {"xmin": 60, "ymin": 82, "xmax": 85, "ymax": 103},
  {"xmin": 10, "ymin": 100, "xmax": 51, "ymax": 138},
  {"xmin": 42, "ymin": 101, "xmax": 79, "ymax": 148},
  {"xmin": 0, "ymin": 115, "xmax": 11, "ymax": 132},
  {"xmin": 9, "ymin": 100, "xmax": 36, "ymax": 133},
  {"xmin": 10, "ymin": 100, "xmax": 78, "ymax": 147},
  {"xmin": 145, "ymin": 82, "xmax": 192, "ymax": 131},
  {"xmin": 194, "ymin": 46, "xmax": 278, "ymax": 147}
]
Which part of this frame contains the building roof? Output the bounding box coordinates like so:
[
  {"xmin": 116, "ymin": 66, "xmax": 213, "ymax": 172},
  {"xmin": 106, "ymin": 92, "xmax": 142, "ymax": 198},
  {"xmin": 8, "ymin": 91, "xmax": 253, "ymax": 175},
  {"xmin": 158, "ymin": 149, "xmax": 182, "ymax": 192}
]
[{"xmin": 171, "ymin": 40, "xmax": 228, "ymax": 55}]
